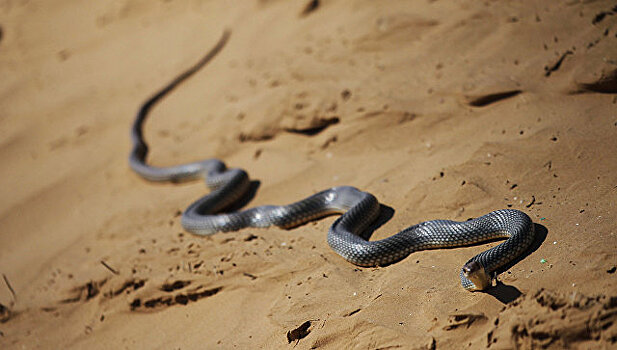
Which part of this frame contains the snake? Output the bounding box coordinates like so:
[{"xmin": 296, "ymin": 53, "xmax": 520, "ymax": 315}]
[{"xmin": 129, "ymin": 30, "xmax": 536, "ymax": 291}]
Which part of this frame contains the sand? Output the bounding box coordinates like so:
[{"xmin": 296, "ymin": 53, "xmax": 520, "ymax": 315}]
[{"xmin": 1, "ymin": 0, "xmax": 616, "ymax": 349}]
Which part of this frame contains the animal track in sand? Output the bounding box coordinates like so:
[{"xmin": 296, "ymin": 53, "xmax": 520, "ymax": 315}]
[
  {"xmin": 60, "ymin": 278, "xmax": 108, "ymax": 304},
  {"xmin": 574, "ymin": 68, "xmax": 617, "ymax": 94},
  {"xmin": 284, "ymin": 116, "xmax": 340, "ymax": 136},
  {"xmin": 465, "ymin": 90, "xmax": 522, "ymax": 107},
  {"xmin": 59, "ymin": 276, "xmax": 221, "ymax": 311},
  {"xmin": 106, "ymin": 279, "xmax": 146, "ymax": 297},
  {"xmin": 130, "ymin": 281, "xmax": 222, "ymax": 311},
  {"xmin": 60, "ymin": 278, "xmax": 146, "ymax": 304},
  {"xmin": 238, "ymin": 109, "xmax": 340, "ymax": 142},
  {"xmin": 0, "ymin": 302, "xmax": 12, "ymax": 323},
  {"xmin": 299, "ymin": 0, "xmax": 320, "ymax": 18},
  {"xmin": 160, "ymin": 280, "xmax": 191, "ymax": 292},
  {"xmin": 487, "ymin": 289, "xmax": 617, "ymax": 348}
]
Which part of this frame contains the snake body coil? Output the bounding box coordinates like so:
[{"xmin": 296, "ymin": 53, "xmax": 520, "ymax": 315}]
[{"xmin": 129, "ymin": 30, "xmax": 535, "ymax": 291}]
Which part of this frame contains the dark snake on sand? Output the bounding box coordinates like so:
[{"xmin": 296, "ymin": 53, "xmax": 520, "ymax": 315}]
[{"xmin": 129, "ymin": 30, "xmax": 535, "ymax": 291}]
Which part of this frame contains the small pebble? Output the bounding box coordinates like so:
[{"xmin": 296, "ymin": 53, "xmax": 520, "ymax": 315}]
[
  {"xmin": 553, "ymin": 241, "xmax": 557, "ymax": 244},
  {"xmin": 540, "ymin": 259, "xmax": 547, "ymax": 264}
]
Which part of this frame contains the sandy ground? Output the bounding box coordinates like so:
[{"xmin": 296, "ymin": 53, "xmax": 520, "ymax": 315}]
[{"xmin": 1, "ymin": 0, "xmax": 617, "ymax": 349}]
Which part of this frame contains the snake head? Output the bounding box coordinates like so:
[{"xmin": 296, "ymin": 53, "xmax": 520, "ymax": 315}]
[{"xmin": 462, "ymin": 261, "xmax": 491, "ymax": 291}]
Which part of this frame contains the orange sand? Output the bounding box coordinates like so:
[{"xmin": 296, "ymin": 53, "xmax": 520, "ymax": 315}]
[{"xmin": 1, "ymin": 1, "xmax": 616, "ymax": 349}]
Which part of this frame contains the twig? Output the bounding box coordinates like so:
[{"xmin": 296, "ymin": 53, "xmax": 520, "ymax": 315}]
[
  {"xmin": 544, "ymin": 51, "xmax": 572, "ymax": 77},
  {"xmin": 526, "ymin": 196, "xmax": 536, "ymax": 208},
  {"xmin": 2, "ymin": 274, "xmax": 16, "ymax": 301},
  {"xmin": 100, "ymin": 260, "xmax": 119, "ymax": 275}
]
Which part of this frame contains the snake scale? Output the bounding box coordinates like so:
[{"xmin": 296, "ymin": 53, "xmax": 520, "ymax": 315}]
[{"xmin": 129, "ymin": 30, "xmax": 535, "ymax": 291}]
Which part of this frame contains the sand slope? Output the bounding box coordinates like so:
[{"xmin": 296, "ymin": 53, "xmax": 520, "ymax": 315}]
[{"xmin": 1, "ymin": 0, "xmax": 616, "ymax": 349}]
